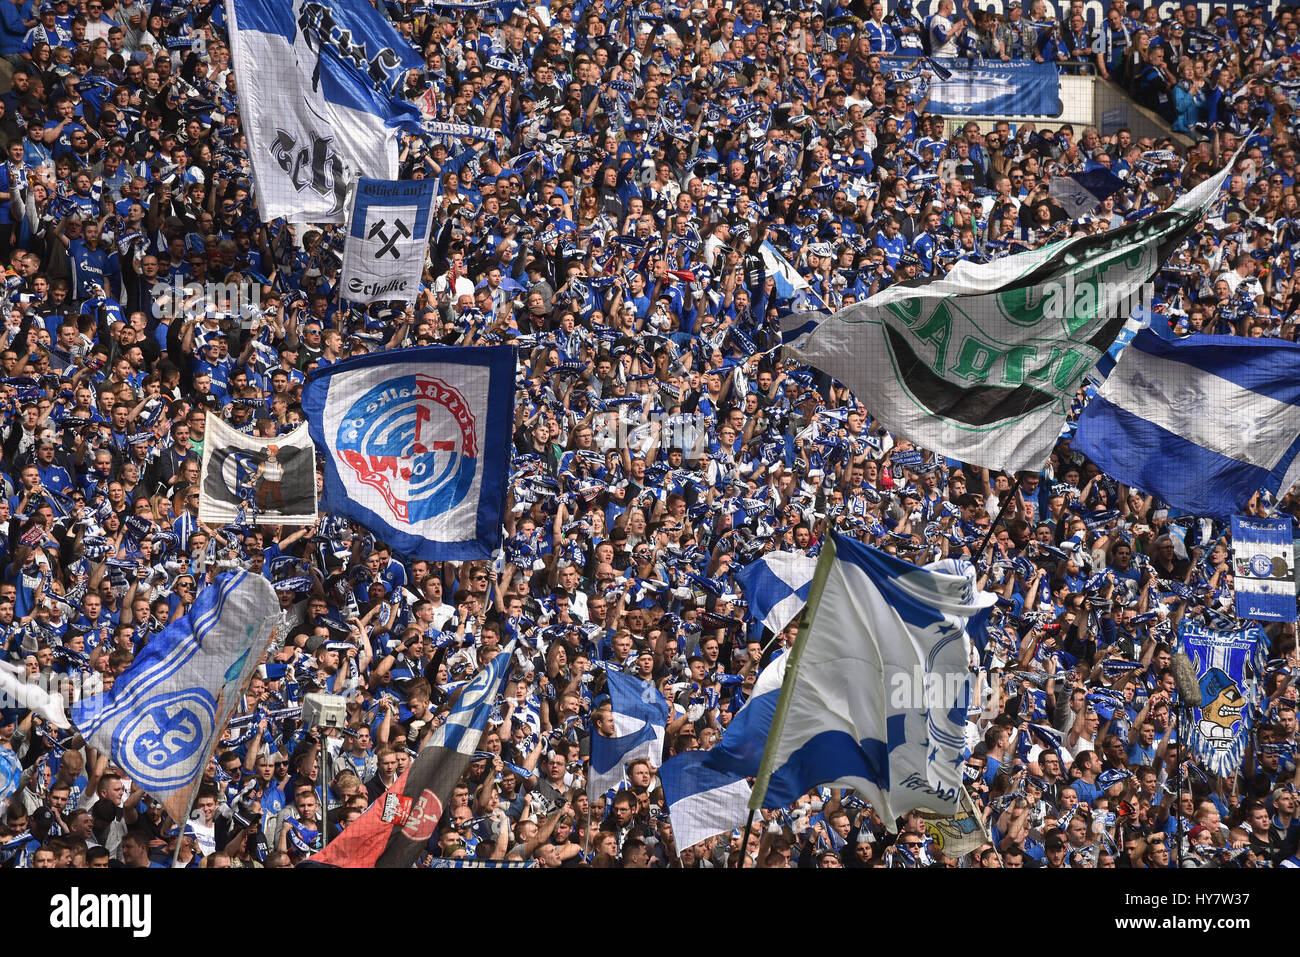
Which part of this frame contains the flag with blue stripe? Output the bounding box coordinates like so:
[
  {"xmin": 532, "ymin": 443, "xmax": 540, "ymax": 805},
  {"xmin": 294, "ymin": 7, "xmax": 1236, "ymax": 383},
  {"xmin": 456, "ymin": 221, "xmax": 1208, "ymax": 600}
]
[
  {"xmin": 1092, "ymin": 304, "xmax": 1176, "ymax": 381},
  {"xmin": 750, "ymin": 533, "xmax": 995, "ymax": 821},
  {"xmin": 1074, "ymin": 329, "xmax": 1300, "ymax": 519},
  {"xmin": 226, "ymin": 0, "xmax": 425, "ymax": 222},
  {"xmin": 1177, "ymin": 621, "xmax": 1264, "ymax": 778},
  {"xmin": 736, "ymin": 552, "xmax": 817, "ymax": 636},
  {"xmin": 340, "ymin": 177, "xmax": 439, "ymax": 303},
  {"xmin": 70, "ymin": 572, "xmax": 279, "ymax": 822},
  {"xmin": 779, "ymin": 309, "xmax": 827, "ymax": 349},
  {"xmin": 659, "ymin": 751, "xmax": 753, "ymax": 852},
  {"xmin": 760, "ymin": 240, "xmax": 808, "ymax": 300},
  {"xmin": 302, "ymin": 345, "xmax": 514, "ymax": 560},
  {"xmin": 1048, "ymin": 162, "xmax": 1128, "ymax": 219},
  {"xmin": 589, "ymin": 669, "xmax": 667, "ymax": 796},
  {"xmin": 1230, "ymin": 515, "xmax": 1298, "ymax": 622},
  {"xmin": 658, "ymin": 651, "xmax": 786, "ymax": 849},
  {"xmin": 433, "ymin": 641, "xmax": 516, "ymax": 755}
]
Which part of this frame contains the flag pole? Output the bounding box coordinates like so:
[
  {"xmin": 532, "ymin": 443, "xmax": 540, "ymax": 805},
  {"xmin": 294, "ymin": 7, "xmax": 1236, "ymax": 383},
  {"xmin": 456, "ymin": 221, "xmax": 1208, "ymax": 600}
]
[
  {"xmin": 736, "ymin": 807, "xmax": 756, "ymax": 868},
  {"xmin": 168, "ymin": 747, "xmax": 213, "ymax": 868},
  {"xmin": 749, "ymin": 535, "xmax": 838, "ymax": 812},
  {"xmin": 972, "ymin": 487, "xmax": 1015, "ymax": 568}
]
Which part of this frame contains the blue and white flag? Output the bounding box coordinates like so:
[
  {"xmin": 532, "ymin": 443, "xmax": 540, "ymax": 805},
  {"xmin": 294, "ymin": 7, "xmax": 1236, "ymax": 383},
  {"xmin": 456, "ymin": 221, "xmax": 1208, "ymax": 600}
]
[
  {"xmin": 226, "ymin": 0, "xmax": 425, "ymax": 222},
  {"xmin": 589, "ymin": 669, "xmax": 667, "ymax": 796},
  {"xmin": 1177, "ymin": 621, "xmax": 1264, "ymax": 778},
  {"xmin": 1075, "ymin": 330, "xmax": 1300, "ymax": 518},
  {"xmin": 658, "ymin": 651, "xmax": 787, "ymax": 850},
  {"xmin": 736, "ymin": 552, "xmax": 817, "ymax": 635},
  {"xmin": 659, "ymin": 750, "xmax": 753, "ymax": 853},
  {"xmin": 880, "ymin": 56, "xmax": 1059, "ymax": 115},
  {"xmin": 302, "ymin": 346, "xmax": 514, "ymax": 560},
  {"xmin": 759, "ymin": 240, "xmax": 808, "ymax": 299},
  {"xmin": 340, "ymin": 178, "xmax": 438, "ymax": 303},
  {"xmin": 1091, "ymin": 305, "xmax": 1173, "ymax": 381},
  {"xmin": 750, "ymin": 533, "xmax": 995, "ymax": 821},
  {"xmin": 70, "ymin": 572, "xmax": 279, "ymax": 821},
  {"xmin": 1048, "ymin": 163, "xmax": 1128, "ymax": 219},
  {"xmin": 1230, "ymin": 515, "xmax": 1297, "ymax": 622}
]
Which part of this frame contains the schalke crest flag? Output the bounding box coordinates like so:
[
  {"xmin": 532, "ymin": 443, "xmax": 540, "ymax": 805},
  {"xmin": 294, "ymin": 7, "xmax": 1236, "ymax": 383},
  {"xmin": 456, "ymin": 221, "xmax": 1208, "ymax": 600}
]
[
  {"xmin": 786, "ymin": 157, "xmax": 1235, "ymax": 473},
  {"xmin": 199, "ymin": 417, "xmax": 318, "ymax": 526},
  {"xmin": 1177, "ymin": 620, "xmax": 1265, "ymax": 779},
  {"xmin": 340, "ymin": 178, "xmax": 438, "ymax": 303},
  {"xmin": 70, "ymin": 572, "xmax": 279, "ymax": 822},
  {"xmin": 1230, "ymin": 515, "xmax": 1297, "ymax": 623},
  {"xmin": 301, "ymin": 345, "xmax": 513, "ymax": 560}
]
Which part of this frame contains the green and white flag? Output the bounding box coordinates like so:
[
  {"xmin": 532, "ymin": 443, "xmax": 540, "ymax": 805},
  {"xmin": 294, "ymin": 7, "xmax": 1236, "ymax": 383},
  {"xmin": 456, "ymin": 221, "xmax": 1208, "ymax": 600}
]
[{"xmin": 786, "ymin": 162, "xmax": 1234, "ymax": 473}]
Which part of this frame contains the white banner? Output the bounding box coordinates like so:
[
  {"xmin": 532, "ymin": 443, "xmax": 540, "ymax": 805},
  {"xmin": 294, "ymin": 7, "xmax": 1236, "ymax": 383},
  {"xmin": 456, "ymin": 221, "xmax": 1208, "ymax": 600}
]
[
  {"xmin": 340, "ymin": 177, "xmax": 437, "ymax": 302},
  {"xmin": 226, "ymin": 0, "xmax": 425, "ymax": 223},
  {"xmin": 199, "ymin": 417, "xmax": 318, "ymax": 526}
]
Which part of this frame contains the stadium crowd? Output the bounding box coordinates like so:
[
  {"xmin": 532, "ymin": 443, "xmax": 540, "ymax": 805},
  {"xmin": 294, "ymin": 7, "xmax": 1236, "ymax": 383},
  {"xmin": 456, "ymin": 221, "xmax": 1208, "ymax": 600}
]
[{"xmin": 0, "ymin": 0, "xmax": 1296, "ymax": 871}]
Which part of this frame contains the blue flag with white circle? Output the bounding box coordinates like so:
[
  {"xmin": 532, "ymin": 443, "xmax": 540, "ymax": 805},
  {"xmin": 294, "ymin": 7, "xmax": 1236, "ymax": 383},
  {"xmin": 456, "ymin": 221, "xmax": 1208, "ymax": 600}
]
[
  {"xmin": 302, "ymin": 345, "xmax": 514, "ymax": 560},
  {"xmin": 69, "ymin": 572, "xmax": 279, "ymax": 822}
]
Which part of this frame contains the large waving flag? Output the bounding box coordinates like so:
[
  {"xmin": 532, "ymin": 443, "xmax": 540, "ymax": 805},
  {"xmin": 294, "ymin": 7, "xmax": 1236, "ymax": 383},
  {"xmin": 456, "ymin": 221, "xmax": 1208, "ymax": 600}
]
[
  {"xmin": 226, "ymin": 0, "xmax": 425, "ymax": 222},
  {"xmin": 70, "ymin": 572, "xmax": 279, "ymax": 822},
  {"xmin": 786, "ymin": 159, "xmax": 1234, "ymax": 473},
  {"xmin": 313, "ymin": 644, "xmax": 517, "ymax": 868},
  {"xmin": 750, "ymin": 533, "xmax": 995, "ymax": 822},
  {"xmin": 1074, "ymin": 330, "xmax": 1300, "ymax": 518},
  {"xmin": 1048, "ymin": 162, "xmax": 1128, "ymax": 219},
  {"xmin": 302, "ymin": 346, "xmax": 514, "ymax": 560},
  {"xmin": 589, "ymin": 669, "xmax": 667, "ymax": 796},
  {"xmin": 736, "ymin": 552, "xmax": 817, "ymax": 635},
  {"xmin": 1177, "ymin": 621, "xmax": 1265, "ymax": 779}
]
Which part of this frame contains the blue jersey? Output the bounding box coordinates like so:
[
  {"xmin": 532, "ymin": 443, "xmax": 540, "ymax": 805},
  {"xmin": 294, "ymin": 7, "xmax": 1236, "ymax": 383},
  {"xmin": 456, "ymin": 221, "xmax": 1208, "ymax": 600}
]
[{"xmin": 68, "ymin": 238, "xmax": 118, "ymax": 299}]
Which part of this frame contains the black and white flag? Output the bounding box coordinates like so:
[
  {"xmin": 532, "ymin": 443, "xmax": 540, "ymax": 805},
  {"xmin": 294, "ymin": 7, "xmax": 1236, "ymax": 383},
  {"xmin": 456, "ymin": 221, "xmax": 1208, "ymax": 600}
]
[{"xmin": 199, "ymin": 417, "xmax": 318, "ymax": 525}]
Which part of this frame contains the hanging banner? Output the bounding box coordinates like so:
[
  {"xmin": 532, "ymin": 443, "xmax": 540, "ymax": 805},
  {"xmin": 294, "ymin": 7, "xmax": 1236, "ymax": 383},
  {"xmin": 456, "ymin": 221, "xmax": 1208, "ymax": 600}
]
[
  {"xmin": 1231, "ymin": 515, "xmax": 1297, "ymax": 623},
  {"xmin": 879, "ymin": 56, "xmax": 1060, "ymax": 116},
  {"xmin": 1177, "ymin": 620, "xmax": 1265, "ymax": 779},
  {"xmin": 199, "ymin": 418, "xmax": 318, "ymax": 526},
  {"xmin": 340, "ymin": 177, "xmax": 438, "ymax": 303}
]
